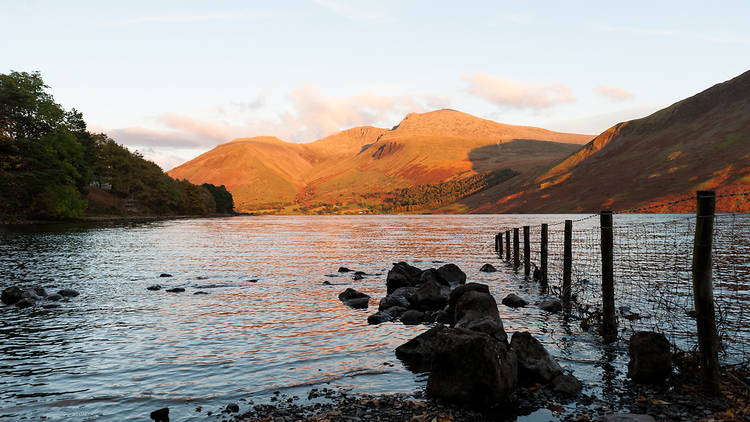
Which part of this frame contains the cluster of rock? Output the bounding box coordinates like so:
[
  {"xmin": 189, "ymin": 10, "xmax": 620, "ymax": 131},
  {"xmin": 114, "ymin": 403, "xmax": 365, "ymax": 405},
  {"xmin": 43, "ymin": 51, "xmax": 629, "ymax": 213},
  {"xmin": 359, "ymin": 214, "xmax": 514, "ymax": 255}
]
[
  {"xmin": 393, "ymin": 277, "xmax": 581, "ymax": 408},
  {"xmin": 362, "ymin": 262, "xmax": 467, "ymax": 325},
  {"xmin": 1, "ymin": 285, "xmax": 79, "ymax": 309}
]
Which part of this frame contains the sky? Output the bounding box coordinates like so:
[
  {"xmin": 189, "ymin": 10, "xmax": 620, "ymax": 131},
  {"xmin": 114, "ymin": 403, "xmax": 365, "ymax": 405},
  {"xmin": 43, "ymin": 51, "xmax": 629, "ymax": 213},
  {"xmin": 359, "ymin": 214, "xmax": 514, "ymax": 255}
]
[{"xmin": 2, "ymin": 0, "xmax": 750, "ymax": 169}]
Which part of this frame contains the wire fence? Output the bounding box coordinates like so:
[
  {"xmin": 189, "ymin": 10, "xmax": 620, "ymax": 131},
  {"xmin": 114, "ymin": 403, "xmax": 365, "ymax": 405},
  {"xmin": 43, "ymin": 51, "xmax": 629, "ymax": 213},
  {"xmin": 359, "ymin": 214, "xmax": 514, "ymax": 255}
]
[{"xmin": 494, "ymin": 191, "xmax": 750, "ymax": 368}]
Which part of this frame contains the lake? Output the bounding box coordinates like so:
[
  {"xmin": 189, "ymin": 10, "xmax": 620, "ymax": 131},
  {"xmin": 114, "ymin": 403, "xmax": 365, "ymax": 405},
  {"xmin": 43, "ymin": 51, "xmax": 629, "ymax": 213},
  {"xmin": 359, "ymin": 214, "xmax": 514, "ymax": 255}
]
[{"xmin": 1, "ymin": 215, "xmax": 748, "ymax": 421}]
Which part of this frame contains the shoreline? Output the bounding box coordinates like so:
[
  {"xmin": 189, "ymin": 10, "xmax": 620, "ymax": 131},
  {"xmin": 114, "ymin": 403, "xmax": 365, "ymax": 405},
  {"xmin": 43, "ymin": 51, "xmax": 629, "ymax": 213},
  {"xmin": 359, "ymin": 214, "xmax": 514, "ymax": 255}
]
[{"xmin": 0, "ymin": 213, "xmax": 245, "ymax": 227}]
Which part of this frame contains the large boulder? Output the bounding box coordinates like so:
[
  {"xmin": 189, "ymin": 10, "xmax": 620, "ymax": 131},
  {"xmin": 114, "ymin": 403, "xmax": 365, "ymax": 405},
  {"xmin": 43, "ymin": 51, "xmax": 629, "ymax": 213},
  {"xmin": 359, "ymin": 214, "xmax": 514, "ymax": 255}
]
[
  {"xmin": 395, "ymin": 325, "xmax": 447, "ymax": 372},
  {"xmin": 426, "ymin": 327, "xmax": 517, "ymax": 408},
  {"xmin": 412, "ymin": 279, "xmax": 449, "ymax": 311},
  {"xmin": 510, "ymin": 331, "xmax": 563, "ymax": 384},
  {"xmin": 338, "ymin": 288, "xmax": 369, "ymax": 302},
  {"xmin": 378, "ymin": 292, "xmax": 411, "ymax": 311},
  {"xmin": 628, "ymin": 331, "xmax": 672, "ymax": 384},
  {"xmin": 549, "ymin": 373, "xmax": 582, "ymax": 396},
  {"xmin": 1, "ymin": 286, "xmax": 24, "ymax": 305},
  {"xmin": 436, "ymin": 264, "xmax": 466, "ymax": 287},
  {"xmin": 367, "ymin": 306, "xmax": 408, "ymax": 325},
  {"xmin": 453, "ymin": 289, "xmax": 506, "ymax": 343},
  {"xmin": 400, "ymin": 309, "xmax": 425, "ymax": 325},
  {"xmin": 447, "ymin": 283, "xmax": 490, "ymax": 317},
  {"xmin": 386, "ymin": 262, "xmax": 422, "ymax": 294}
]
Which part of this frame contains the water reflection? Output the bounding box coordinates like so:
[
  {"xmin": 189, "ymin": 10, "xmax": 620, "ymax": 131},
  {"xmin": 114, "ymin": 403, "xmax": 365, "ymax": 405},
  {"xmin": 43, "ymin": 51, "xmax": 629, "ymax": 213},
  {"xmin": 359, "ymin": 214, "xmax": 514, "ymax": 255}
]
[{"xmin": 0, "ymin": 214, "xmax": 748, "ymax": 421}]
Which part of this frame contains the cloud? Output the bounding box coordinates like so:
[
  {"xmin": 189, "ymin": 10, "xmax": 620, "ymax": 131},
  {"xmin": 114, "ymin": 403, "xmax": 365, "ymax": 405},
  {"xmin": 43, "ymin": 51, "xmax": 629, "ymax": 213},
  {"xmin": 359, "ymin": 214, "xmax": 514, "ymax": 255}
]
[
  {"xmin": 591, "ymin": 24, "xmax": 750, "ymax": 46},
  {"xmin": 462, "ymin": 73, "xmax": 575, "ymax": 110},
  {"xmin": 102, "ymin": 85, "xmax": 452, "ymax": 163},
  {"xmin": 595, "ymin": 85, "xmax": 633, "ymax": 102},
  {"xmin": 312, "ymin": 0, "xmax": 394, "ymax": 23}
]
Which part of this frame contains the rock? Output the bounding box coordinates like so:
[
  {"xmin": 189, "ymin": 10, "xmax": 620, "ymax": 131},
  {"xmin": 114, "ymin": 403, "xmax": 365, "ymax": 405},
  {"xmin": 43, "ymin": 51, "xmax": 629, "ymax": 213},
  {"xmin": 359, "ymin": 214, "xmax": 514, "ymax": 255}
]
[
  {"xmin": 395, "ymin": 325, "xmax": 447, "ymax": 372},
  {"xmin": 2, "ymin": 286, "xmax": 24, "ymax": 305},
  {"xmin": 337, "ymin": 267, "xmax": 352, "ymax": 273},
  {"xmin": 32, "ymin": 287, "xmax": 47, "ymax": 297},
  {"xmin": 539, "ymin": 299, "xmax": 562, "ymax": 313},
  {"xmin": 453, "ymin": 288, "xmax": 507, "ymax": 343},
  {"xmin": 386, "ymin": 262, "xmax": 422, "ymax": 294},
  {"xmin": 510, "ymin": 331, "xmax": 563, "ymax": 384},
  {"xmin": 501, "ymin": 294, "xmax": 528, "ymax": 308},
  {"xmin": 628, "ymin": 331, "xmax": 672, "ymax": 384},
  {"xmin": 378, "ymin": 294, "xmax": 411, "ymax": 311},
  {"xmin": 343, "ymin": 297, "xmax": 370, "ymax": 309},
  {"xmin": 400, "ymin": 310, "xmax": 425, "ymax": 325},
  {"xmin": 15, "ymin": 298, "xmax": 35, "ymax": 309},
  {"xmin": 436, "ymin": 263, "xmax": 466, "ymax": 287},
  {"xmin": 338, "ymin": 288, "xmax": 369, "ymax": 302},
  {"xmin": 150, "ymin": 407, "xmax": 169, "ymax": 421},
  {"xmin": 447, "ymin": 283, "xmax": 490, "ymax": 317},
  {"xmin": 532, "ymin": 265, "xmax": 543, "ymax": 281},
  {"xmin": 353, "ymin": 271, "xmax": 365, "ymax": 280},
  {"xmin": 479, "ymin": 264, "xmax": 497, "ymax": 272},
  {"xmin": 146, "ymin": 285, "xmax": 162, "ymax": 291},
  {"xmin": 435, "ymin": 310, "xmax": 451, "ymax": 324},
  {"xmin": 225, "ymin": 403, "xmax": 239, "ymax": 413},
  {"xmin": 549, "ymin": 373, "xmax": 582, "ymax": 396},
  {"xmin": 598, "ymin": 414, "xmax": 656, "ymax": 422},
  {"xmin": 58, "ymin": 288, "xmax": 80, "ymax": 297},
  {"xmin": 165, "ymin": 287, "xmax": 185, "ymax": 293},
  {"xmin": 426, "ymin": 327, "xmax": 517, "ymax": 408},
  {"xmin": 193, "ymin": 291, "xmax": 209, "ymax": 295},
  {"xmin": 368, "ymin": 306, "xmax": 408, "ymax": 325},
  {"xmin": 322, "ymin": 281, "xmax": 332, "ymax": 285},
  {"xmin": 43, "ymin": 293, "xmax": 63, "ymax": 301},
  {"xmin": 412, "ymin": 279, "xmax": 449, "ymax": 311},
  {"xmin": 42, "ymin": 304, "xmax": 61, "ymax": 309},
  {"xmin": 159, "ymin": 273, "xmax": 173, "ymax": 278}
]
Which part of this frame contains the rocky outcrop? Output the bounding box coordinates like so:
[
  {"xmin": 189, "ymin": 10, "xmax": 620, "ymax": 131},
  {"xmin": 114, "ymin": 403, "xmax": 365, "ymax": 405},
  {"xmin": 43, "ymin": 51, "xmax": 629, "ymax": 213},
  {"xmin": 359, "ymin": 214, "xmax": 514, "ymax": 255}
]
[
  {"xmin": 386, "ymin": 262, "xmax": 423, "ymax": 294},
  {"xmin": 510, "ymin": 331, "xmax": 563, "ymax": 384},
  {"xmin": 394, "ymin": 325, "xmax": 447, "ymax": 372},
  {"xmin": 628, "ymin": 331, "xmax": 672, "ymax": 384},
  {"xmin": 426, "ymin": 327, "xmax": 517, "ymax": 408},
  {"xmin": 452, "ymin": 284, "xmax": 506, "ymax": 343},
  {"xmin": 2, "ymin": 285, "xmax": 80, "ymax": 309}
]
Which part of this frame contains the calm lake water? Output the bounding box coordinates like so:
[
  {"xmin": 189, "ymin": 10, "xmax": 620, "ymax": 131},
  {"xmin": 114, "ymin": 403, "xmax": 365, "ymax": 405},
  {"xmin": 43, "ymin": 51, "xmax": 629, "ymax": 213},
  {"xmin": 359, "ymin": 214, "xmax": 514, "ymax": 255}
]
[{"xmin": 1, "ymin": 215, "xmax": 748, "ymax": 421}]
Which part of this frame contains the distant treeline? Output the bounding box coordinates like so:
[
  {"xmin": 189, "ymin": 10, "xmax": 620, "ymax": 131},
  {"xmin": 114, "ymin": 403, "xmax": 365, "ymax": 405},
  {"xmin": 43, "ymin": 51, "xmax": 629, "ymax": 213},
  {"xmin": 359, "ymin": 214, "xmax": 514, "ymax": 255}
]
[
  {"xmin": 0, "ymin": 71, "xmax": 233, "ymax": 220},
  {"xmin": 383, "ymin": 169, "xmax": 518, "ymax": 212}
]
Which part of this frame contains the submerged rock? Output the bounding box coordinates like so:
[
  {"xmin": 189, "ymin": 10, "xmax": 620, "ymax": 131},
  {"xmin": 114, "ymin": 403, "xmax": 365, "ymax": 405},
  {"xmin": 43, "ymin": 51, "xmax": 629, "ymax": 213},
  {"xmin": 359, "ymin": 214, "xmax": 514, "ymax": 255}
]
[
  {"xmin": 479, "ymin": 264, "xmax": 497, "ymax": 272},
  {"xmin": 165, "ymin": 287, "xmax": 185, "ymax": 293},
  {"xmin": 343, "ymin": 297, "xmax": 370, "ymax": 309},
  {"xmin": 150, "ymin": 407, "xmax": 169, "ymax": 421},
  {"xmin": 1, "ymin": 286, "xmax": 24, "ymax": 305},
  {"xmin": 15, "ymin": 297, "xmax": 35, "ymax": 309},
  {"xmin": 146, "ymin": 285, "xmax": 162, "ymax": 291},
  {"xmin": 426, "ymin": 327, "xmax": 517, "ymax": 408},
  {"xmin": 353, "ymin": 271, "xmax": 365, "ymax": 280},
  {"xmin": 337, "ymin": 267, "xmax": 352, "ymax": 273},
  {"xmin": 225, "ymin": 403, "xmax": 239, "ymax": 413},
  {"xmin": 193, "ymin": 291, "xmax": 209, "ymax": 295},
  {"xmin": 43, "ymin": 293, "xmax": 63, "ymax": 301},
  {"xmin": 501, "ymin": 293, "xmax": 528, "ymax": 308},
  {"xmin": 510, "ymin": 331, "xmax": 563, "ymax": 384},
  {"xmin": 338, "ymin": 288, "xmax": 369, "ymax": 302},
  {"xmin": 539, "ymin": 299, "xmax": 562, "ymax": 313},
  {"xmin": 549, "ymin": 373, "xmax": 582, "ymax": 396},
  {"xmin": 628, "ymin": 331, "xmax": 672, "ymax": 384},
  {"xmin": 57, "ymin": 288, "xmax": 80, "ymax": 297}
]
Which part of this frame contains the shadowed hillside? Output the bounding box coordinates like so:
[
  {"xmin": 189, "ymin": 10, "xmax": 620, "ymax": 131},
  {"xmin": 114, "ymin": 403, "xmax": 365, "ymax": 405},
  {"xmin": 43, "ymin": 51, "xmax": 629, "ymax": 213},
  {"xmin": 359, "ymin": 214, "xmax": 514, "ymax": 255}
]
[
  {"xmin": 168, "ymin": 110, "xmax": 591, "ymax": 213},
  {"xmin": 460, "ymin": 69, "xmax": 750, "ymax": 213}
]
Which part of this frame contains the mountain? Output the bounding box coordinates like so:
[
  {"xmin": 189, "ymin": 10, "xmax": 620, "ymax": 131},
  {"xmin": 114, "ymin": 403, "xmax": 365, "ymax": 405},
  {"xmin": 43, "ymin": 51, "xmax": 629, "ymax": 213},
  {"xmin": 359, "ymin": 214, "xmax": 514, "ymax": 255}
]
[
  {"xmin": 168, "ymin": 110, "xmax": 592, "ymax": 213},
  {"xmin": 459, "ymin": 69, "xmax": 750, "ymax": 213}
]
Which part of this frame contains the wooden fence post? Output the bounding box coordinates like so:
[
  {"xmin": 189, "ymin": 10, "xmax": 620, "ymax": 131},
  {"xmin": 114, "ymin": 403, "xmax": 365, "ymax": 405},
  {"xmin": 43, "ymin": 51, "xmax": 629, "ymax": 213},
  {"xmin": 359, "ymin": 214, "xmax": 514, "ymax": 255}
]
[
  {"xmin": 562, "ymin": 220, "xmax": 572, "ymax": 306},
  {"xmin": 498, "ymin": 232, "xmax": 503, "ymax": 256},
  {"xmin": 600, "ymin": 210, "xmax": 617, "ymax": 343},
  {"xmin": 541, "ymin": 223, "xmax": 548, "ymax": 291},
  {"xmin": 523, "ymin": 226, "xmax": 531, "ymax": 277},
  {"xmin": 513, "ymin": 228, "xmax": 520, "ymax": 269},
  {"xmin": 505, "ymin": 230, "xmax": 510, "ymax": 261},
  {"xmin": 692, "ymin": 190, "xmax": 720, "ymax": 395}
]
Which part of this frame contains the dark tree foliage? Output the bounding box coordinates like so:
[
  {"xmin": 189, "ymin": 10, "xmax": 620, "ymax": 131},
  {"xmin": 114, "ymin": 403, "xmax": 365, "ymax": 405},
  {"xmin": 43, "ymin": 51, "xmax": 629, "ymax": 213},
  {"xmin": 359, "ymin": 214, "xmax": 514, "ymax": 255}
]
[
  {"xmin": 383, "ymin": 169, "xmax": 518, "ymax": 212},
  {"xmin": 0, "ymin": 71, "xmax": 234, "ymax": 220}
]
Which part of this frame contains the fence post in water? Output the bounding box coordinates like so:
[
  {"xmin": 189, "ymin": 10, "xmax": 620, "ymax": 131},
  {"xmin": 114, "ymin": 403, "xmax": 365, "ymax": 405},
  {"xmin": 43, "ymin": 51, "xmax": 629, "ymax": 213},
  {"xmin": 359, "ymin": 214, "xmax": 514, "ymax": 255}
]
[
  {"xmin": 513, "ymin": 228, "xmax": 520, "ymax": 270},
  {"xmin": 498, "ymin": 232, "xmax": 503, "ymax": 256},
  {"xmin": 505, "ymin": 230, "xmax": 511, "ymax": 261},
  {"xmin": 541, "ymin": 223, "xmax": 548, "ymax": 291},
  {"xmin": 562, "ymin": 220, "xmax": 572, "ymax": 306},
  {"xmin": 692, "ymin": 190, "xmax": 720, "ymax": 395},
  {"xmin": 600, "ymin": 210, "xmax": 617, "ymax": 343},
  {"xmin": 523, "ymin": 226, "xmax": 531, "ymax": 277}
]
